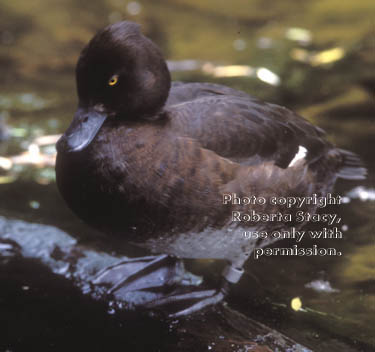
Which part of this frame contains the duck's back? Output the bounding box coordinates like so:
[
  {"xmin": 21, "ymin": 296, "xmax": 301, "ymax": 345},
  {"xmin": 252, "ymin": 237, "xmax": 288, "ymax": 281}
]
[
  {"xmin": 166, "ymin": 81, "xmax": 330, "ymax": 169},
  {"xmin": 166, "ymin": 81, "xmax": 249, "ymax": 105}
]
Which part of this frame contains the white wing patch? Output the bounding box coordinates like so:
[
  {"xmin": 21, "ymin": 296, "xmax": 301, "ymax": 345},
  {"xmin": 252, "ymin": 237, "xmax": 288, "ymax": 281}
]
[{"xmin": 288, "ymin": 145, "xmax": 307, "ymax": 167}]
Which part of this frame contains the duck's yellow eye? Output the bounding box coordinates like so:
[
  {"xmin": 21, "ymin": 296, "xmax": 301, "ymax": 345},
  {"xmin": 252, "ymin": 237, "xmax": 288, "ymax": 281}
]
[{"xmin": 108, "ymin": 75, "xmax": 119, "ymax": 86}]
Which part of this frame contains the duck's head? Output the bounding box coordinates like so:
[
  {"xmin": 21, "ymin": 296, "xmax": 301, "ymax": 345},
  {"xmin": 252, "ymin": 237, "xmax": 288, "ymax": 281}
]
[{"xmin": 57, "ymin": 21, "xmax": 171, "ymax": 153}]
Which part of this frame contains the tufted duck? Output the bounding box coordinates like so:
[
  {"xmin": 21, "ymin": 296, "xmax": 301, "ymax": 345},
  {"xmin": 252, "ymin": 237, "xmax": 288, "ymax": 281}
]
[{"xmin": 56, "ymin": 21, "xmax": 366, "ymax": 317}]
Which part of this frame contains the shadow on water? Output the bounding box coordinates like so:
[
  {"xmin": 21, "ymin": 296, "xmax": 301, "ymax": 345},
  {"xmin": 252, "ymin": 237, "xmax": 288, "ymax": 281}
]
[{"xmin": 0, "ymin": 0, "xmax": 374, "ymax": 351}]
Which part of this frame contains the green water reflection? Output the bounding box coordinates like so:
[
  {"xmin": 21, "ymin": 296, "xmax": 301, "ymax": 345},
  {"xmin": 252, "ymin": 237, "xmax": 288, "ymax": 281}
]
[{"xmin": 0, "ymin": 0, "xmax": 374, "ymax": 350}]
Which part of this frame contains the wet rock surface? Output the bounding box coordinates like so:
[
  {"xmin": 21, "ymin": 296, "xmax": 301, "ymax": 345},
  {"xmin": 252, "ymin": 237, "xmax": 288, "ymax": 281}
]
[{"xmin": 0, "ymin": 216, "xmax": 312, "ymax": 351}]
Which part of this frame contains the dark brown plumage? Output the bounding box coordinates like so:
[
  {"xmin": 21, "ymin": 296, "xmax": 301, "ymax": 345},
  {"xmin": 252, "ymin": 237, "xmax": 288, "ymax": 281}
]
[{"xmin": 55, "ymin": 21, "xmax": 366, "ymax": 316}]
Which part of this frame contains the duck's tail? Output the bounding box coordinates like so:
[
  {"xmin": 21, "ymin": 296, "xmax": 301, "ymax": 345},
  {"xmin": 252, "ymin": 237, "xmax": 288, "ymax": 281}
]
[{"xmin": 337, "ymin": 149, "xmax": 367, "ymax": 180}]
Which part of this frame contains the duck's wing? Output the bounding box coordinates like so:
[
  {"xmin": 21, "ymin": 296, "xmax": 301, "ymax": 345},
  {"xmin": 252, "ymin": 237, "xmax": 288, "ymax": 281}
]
[{"xmin": 167, "ymin": 95, "xmax": 330, "ymax": 168}]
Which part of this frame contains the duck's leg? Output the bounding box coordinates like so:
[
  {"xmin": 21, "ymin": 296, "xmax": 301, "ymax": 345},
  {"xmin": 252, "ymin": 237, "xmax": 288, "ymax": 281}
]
[{"xmin": 144, "ymin": 252, "xmax": 250, "ymax": 317}]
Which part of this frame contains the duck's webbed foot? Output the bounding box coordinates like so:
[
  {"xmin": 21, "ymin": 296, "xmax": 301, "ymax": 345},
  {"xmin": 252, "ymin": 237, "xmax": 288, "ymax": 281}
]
[
  {"xmin": 92, "ymin": 254, "xmax": 201, "ymax": 307},
  {"xmin": 144, "ymin": 259, "xmax": 246, "ymax": 318},
  {"xmin": 144, "ymin": 284, "xmax": 226, "ymax": 318},
  {"xmin": 92, "ymin": 253, "xmax": 248, "ymax": 318}
]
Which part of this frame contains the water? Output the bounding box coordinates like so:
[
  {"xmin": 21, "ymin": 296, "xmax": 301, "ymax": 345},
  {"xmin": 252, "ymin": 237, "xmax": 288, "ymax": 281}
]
[{"xmin": 0, "ymin": 0, "xmax": 374, "ymax": 351}]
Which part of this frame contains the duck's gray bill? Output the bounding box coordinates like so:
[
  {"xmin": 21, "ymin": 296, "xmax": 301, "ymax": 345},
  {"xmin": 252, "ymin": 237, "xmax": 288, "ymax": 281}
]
[{"xmin": 56, "ymin": 107, "xmax": 107, "ymax": 153}]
